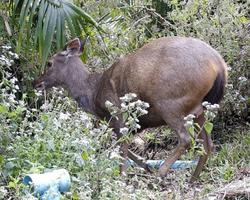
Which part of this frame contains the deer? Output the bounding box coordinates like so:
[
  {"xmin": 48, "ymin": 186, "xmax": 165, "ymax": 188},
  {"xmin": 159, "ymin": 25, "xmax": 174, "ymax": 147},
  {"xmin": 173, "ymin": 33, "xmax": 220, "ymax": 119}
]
[{"xmin": 33, "ymin": 36, "xmax": 227, "ymax": 182}]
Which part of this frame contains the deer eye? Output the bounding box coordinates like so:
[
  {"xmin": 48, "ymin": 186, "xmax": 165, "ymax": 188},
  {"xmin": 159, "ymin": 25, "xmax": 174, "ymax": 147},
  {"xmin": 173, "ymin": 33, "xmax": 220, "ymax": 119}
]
[{"xmin": 47, "ymin": 61, "xmax": 53, "ymax": 68}]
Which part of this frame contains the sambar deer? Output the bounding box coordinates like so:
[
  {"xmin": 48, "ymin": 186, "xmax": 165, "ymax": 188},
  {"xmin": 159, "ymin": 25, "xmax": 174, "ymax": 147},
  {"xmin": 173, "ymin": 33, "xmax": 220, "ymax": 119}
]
[{"xmin": 33, "ymin": 37, "xmax": 227, "ymax": 182}]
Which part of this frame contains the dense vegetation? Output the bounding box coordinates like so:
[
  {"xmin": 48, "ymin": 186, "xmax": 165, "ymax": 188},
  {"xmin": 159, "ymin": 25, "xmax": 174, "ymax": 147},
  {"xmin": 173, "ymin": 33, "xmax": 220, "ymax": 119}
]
[{"xmin": 0, "ymin": 0, "xmax": 249, "ymax": 199}]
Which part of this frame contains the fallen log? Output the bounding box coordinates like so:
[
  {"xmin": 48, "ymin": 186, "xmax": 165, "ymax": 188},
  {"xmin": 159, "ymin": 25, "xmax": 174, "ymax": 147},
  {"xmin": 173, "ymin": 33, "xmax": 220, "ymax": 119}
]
[{"xmin": 212, "ymin": 177, "xmax": 250, "ymax": 199}]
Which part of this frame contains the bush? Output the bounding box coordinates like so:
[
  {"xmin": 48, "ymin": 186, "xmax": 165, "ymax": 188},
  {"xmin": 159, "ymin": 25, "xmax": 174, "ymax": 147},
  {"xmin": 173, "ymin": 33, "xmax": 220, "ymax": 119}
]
[
  {"xmin": 163, "ymin": 0, "xmax": 249, "ymax": 120},
  {"xmin": 0, "ymin": 1, "xmax": 249, "ymax": 199},
  {"xmin": 0, "ymin": 44, "xmax": 166, "ymax": 199}
]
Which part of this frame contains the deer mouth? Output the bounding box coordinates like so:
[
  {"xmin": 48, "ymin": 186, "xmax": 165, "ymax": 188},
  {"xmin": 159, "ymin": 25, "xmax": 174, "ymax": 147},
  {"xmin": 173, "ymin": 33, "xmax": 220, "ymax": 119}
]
[{"xmin": 33, "ymin": 81, "xmax": 45, "ymax": 91}]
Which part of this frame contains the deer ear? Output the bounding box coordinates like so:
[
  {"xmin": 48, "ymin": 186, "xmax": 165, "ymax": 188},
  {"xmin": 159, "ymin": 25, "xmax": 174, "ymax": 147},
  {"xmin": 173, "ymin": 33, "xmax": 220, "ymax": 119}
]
[{"xmin": 62, "ymin": 38, "xmax": 87, "ymax": 56}]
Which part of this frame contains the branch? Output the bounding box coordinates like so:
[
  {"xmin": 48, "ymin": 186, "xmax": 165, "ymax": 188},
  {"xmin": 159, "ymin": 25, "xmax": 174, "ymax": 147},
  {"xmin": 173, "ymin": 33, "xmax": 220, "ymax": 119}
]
[{"xmin": 0, "ymin": 10, "xmax": 12, "ymax": 37}]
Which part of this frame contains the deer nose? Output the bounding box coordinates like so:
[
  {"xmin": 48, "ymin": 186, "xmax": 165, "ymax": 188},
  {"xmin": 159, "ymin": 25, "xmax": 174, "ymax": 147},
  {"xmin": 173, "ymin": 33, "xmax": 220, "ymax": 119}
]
[{"xmin": 33, "ymin": 79, "xmax": 45, "ymax": 90}]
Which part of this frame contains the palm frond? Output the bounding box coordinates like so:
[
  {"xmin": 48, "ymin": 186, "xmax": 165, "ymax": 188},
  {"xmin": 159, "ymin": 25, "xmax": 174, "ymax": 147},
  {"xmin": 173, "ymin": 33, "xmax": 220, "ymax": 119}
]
[{"xmin": 13, "ymin": 0, "xmax": 99, "ymax": 67}]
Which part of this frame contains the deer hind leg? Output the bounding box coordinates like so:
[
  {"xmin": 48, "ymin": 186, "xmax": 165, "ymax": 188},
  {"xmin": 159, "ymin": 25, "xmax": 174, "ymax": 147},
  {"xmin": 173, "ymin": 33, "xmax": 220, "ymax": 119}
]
[
  {"xmin": 190, "ymin": 113, "xmax": 214, "ymax": 182},
  {"xmin": 127, "ymin": 149, "xmax": 153, "ymax": 172},
  {"xmin": 112, "ymin": 119, "xmax": 150, "ymax": 175},
  {"xmin": 158, "ymin": 116, "xmax": 191, "ymax": 177},
  {"xmin": 119, "ymin": 141, "xmax": 152, "ymax": 174}
]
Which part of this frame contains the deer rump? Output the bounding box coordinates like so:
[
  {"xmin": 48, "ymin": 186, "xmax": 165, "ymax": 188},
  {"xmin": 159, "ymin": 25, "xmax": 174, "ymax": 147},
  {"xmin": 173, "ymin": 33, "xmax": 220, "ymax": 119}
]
[{"xmin": 34, "ymin": 36, "xmax": 227, "ymax": 182}]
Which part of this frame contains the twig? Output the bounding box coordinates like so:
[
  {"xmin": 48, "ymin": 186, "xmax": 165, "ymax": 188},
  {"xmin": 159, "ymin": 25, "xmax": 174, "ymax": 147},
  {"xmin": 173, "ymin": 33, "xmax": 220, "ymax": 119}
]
[
  {"xmin": 0, "ymin": 10, "xmax": 12, "ymax": 37},
  {"xmin": 143, "ymin": 7, "xmax": 177, "ymax": 29},
  {"xmin": 127, "ymin": 172, "xmax": 157, "ymax": 179}
]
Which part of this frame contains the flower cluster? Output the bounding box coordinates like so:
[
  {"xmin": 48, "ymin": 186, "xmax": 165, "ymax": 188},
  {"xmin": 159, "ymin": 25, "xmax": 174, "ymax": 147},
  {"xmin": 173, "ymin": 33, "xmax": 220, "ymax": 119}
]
[
  {"xmin": 184, "ymin": 102, "xmax": 220, "ymax": 139},
  {"xmin": 0, "ymin": 45, "xmax": 18, "ymax": 66},
  {"xmin": 184, "ymin": 114, "xmax": 196, "ymax": 129},
  {"xmin": 105, "ymin": 93, "xmax": 150, "ymax": 136},
  {"xmin": 202, "ymin": 101, "xmax": 220, "ymax": 121}
]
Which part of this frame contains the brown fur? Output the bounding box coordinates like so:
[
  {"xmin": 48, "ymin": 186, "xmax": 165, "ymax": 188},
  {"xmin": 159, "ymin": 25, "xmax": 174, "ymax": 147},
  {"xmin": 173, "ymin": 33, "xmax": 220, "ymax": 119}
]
[{"xmin": 33, "ymin": 37, "xmax": 227, "ymax": 181}]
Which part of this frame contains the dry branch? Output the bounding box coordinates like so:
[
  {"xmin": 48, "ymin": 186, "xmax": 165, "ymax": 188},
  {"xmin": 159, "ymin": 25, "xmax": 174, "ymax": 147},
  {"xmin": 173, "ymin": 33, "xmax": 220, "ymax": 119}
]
[
  {"xmin": 0, "ymin": 10, "xmax": 12, "ymax": 37},
  {"xmin": 212, "ymin": 177, "xmax": 250, "ymax": 199}
]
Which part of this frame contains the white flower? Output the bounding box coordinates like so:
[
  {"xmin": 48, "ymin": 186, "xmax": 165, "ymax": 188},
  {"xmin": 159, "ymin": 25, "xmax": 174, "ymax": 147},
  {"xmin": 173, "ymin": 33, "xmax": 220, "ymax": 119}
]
[
  {"xmin": 121, "ymin": 103, "xmax": 127, "ymax": 108},
  {"xmin": 13, "ymin": 53, "xmax": 19, "ymax": 59},
  {"xmin": 41, "ymin": 102, "xmax": 53, "ymax": 111},
  {"xmin": 211, "ymin": 104, "xmax": 220, "ymax": 110},
  {"xmin": 128, "ymin": 102, "xmax": 135, "ymax": 108},
  {"xmin": 2, "ymin": 45, "xmax": 11, "ymax": 50},
  {"xmin": 184, "ymin": 120, "xmax": 193, "ymax": 128},
  {"xmin": 120, "ymin": 93, "xmax": 137, "ymax": 102},
  {"xmin": 202, "ymin": 101, "xmax": 210, "ymax": 107},
  {"xmin": 238, "ymin": 76, "xmax": 247, "ymax": 82},
  {"xmin": 184, "ymin": 114, "xmax": 196, "ymax": 121},
  {"xmin": 80, "ymin": 113, "xmax": 92, "ymax": 128},
  {"xmin": 135, "ymin": 124, "xmax": 141, "ymax": 129},
  {"xmin": 143, "ymin": 102, "xmax": 150, "ymax": 108},
  {"xmin": 75, "ymin": 154, "xmax": 85, "ymax": 167},
  {"xmin": 110, "ymin": 151, "xmax": 121, "ymax": 159},
  {"xmin": 8, "ymin": 93, "xmax": 16, "ymax": 104},
  {"xmin": 120, "ymin": 127, "xmax": 129, "ymax": 135},
  {"xmin": 140, "ymin": 109, "xmax": 148, "ymax": 115},
  {"xmin": 35, "ymin": 90, "xmax": 42, "ymax": 97},
  {"xmin": 14, "ymin": 85, "xmax": 19, "ymax": 90},
  {"xmin": 105, "ymin": 100, "xmax": 113, "ymax": 108},
  {"xmin": 53, "ymin": 118, "xmax": 61, "ymax": 130},
  {"xmin": 59, "ymin": 112, "xmax": 70, "ymax": 120}
]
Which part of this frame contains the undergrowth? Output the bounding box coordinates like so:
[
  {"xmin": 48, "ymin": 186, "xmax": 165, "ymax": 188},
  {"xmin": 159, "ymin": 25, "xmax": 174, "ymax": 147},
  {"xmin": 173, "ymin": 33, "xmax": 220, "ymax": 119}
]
[{"xmin": 0, "ymin": 44, "xmax": 250, "ymax": 199}]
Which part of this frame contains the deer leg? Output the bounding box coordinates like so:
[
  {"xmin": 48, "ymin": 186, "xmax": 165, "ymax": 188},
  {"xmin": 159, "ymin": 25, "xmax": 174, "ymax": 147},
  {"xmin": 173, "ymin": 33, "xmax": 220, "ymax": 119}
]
[
  {"xmin": 158, "ymin": 124, "xmax": 191, "ymax": 177},
  {"xmin": 119, "ymin": 142, "xmax": 129, "ymax": 175},
  {"xmin": 111, "ymin": 119, "xmax": 128, "ymax": 175},
  {"xmin": 127, "ymin": 149, "xmax": 153, "ymax": 173},
  {"xmin": 120, "ymin": 144, "xmax": 152, "ymax": 173},
  {"xmin": 112, "ymin": 119, "xmax": 150, "ymax": 174},
  {"xmin": 190, "ymin": 114, "xmax": 214, "ymax": 182}
]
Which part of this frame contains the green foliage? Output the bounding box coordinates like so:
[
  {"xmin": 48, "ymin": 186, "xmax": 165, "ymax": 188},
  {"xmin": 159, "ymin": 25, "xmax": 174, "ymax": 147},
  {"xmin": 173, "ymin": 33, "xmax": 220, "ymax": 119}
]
[
  {"xmin": 10, "ymin": 0, "xmax": 99, "ymax": 67},
  {"xmin": 0, "ymin": 45, "xmax": 165, "ymax": 199},
  {"xmin": 166, "ymin": 0, "xmax": 249, "ymax": 119},
  {"xmin": 0, "ymin": 0, "xmax": 249, "ymax": 199},
  {"xmin": 184, "ymin": 102, "xmax": 220, "ymax": 157},
  {"xmin": 78, "ymin": 0, "xmax": 155, "ymax": 70}
]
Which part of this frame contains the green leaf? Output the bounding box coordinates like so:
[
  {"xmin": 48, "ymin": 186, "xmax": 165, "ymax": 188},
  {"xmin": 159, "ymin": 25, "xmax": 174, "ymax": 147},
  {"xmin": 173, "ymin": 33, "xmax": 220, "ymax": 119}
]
[
  {"xmin": 63, "ymin": 5, "xmax": 77, "ymax": 37},
  {"xmin": 204, "ymin": 121, "xmax": 213, "ymax": 135},
  {"xmin": 81, "ymin": 151, "xmax": 89, "ymax": 161},
  {"xmin": 26, "ymin": 0, "xmax": 40, "ymax": 48},
  {"xmin": 18, "ymin": 0, "xmax": 29, "ymax": 25},
  {"xmin": 42, "ymin": 5, "xmax": 57, "ymax": 66},
  {"xmin": 8, "ymin": 111, "xmax": 17, "ymax": 118},
  {"xmin": 56, "ymin": 8, "xmax": 62, "ymax": 49},
  {"xmin": 72, "ymin": 191, "xmax": 79, "ymax": 200},
  {"xmin": 0, "ymin": 104, "xmax": 8, "ymax": 114},
  {"xmin": 240, "ymin": 16, "xmax": 249, "ymax": 23},
  {"xmin": 8, "ymin": 181, "xmax": 16, "ymax": 188},
  {"xmin": 42, "ymin": 4, "xmax": 52, "ymax": 38},
  {"xmin": 17, "ymin": 0, "xmax": 29, "ymax": 51},
  {"xmin": 0, "ymin": 155, "xmax": 4, "ymax": 165},
  {"xmin": 14, "ymin": 0, "xmax": 98, "ymax": 67},
  {"xmin": 60, "ymin": 9, "xmax": 66, "ymax": 46},
  {"xmin": 72, "ymin": 17, "xmax": 83, "ymax": 36},
  {"xmin": 14, "ymin": 0, "xmax": 23, "ymax": 11},
  {"xmin": 41, "ymin": 113, "xmax": 49, "ymax": 123},
  {"xmin": 37, "ymin": 0, "xmax": 48, "ymax": 60},
  {"xmin": 188, "ymin": 126, "xmax": 195, "ymax": 137},
  {"xmin": 65, "ymin": 2, "xmax": 99, "ymax": 28}
]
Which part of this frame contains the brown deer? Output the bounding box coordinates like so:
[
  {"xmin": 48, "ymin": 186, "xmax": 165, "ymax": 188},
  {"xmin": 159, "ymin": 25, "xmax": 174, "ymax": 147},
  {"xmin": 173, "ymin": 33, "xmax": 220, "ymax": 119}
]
[{"xmin": 33, "ymin": 37, "xmax": 227, "ymax": 182}]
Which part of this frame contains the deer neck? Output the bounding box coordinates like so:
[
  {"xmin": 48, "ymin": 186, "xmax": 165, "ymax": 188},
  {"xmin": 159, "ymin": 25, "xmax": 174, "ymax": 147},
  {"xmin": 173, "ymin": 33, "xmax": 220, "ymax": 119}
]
[{"xmin": 64, "ymin": 67, "xmax": 103, "ymax": 115}]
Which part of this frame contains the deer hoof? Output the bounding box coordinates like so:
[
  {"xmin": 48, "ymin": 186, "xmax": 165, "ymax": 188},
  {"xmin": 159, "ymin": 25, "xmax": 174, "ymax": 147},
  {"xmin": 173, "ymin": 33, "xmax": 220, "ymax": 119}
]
[
  {"xmin": 144, "ymin": 164, "xmax": 154, "ymax": 174},
  {"xmin": 158, "ymin": 166, "xmax": 169, "ymax": 177}
]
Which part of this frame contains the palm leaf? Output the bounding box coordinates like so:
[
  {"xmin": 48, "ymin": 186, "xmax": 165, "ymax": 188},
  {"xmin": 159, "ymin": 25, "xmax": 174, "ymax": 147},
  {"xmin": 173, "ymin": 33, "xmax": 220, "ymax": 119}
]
[
  {"xmin": 55, "ymin": 9, "xmax": 62, "ymax": 49},
  {"xmin": 42, "ymin": 5, "xmax": 57, "ymax": 67},
  {"xmin": 13, "ymin": 0, "xmax": 99, "ymax": 67}
]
